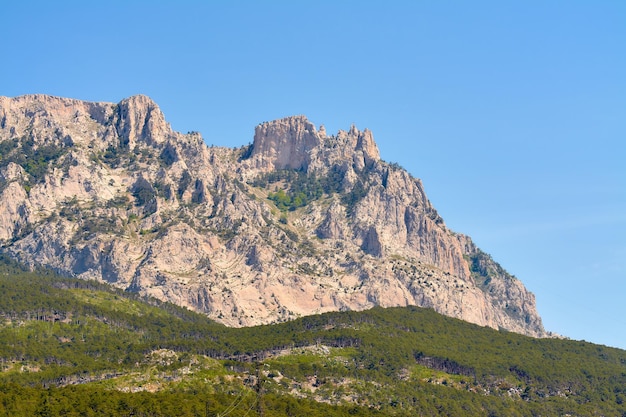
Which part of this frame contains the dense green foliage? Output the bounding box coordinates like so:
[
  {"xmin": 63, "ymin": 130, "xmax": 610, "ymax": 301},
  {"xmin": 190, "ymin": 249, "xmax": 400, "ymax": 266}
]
[
  {"xmin": 0, "ymin": 257, "xmax": 625, "ymax": 416},
  {"xmin": 256, "ymin": 169, "xmax": 334, "ymax": 212},
  {"xmin": 0, "ymin": 383, "xmax": 386, "ymax": 417},
  {"xmin": 0, "ymin": 136, "xmax": 68, "ymax": 185},
  {"xmin": 253, "ymin": 167, "xmax": 370, "ymax": 213}
]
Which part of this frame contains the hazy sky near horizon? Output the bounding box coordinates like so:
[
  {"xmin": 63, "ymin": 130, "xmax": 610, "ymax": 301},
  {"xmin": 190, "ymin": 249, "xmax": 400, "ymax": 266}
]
[{"xmin": 2, "ymin": 1, "xmax": 625, "ymax": 348}]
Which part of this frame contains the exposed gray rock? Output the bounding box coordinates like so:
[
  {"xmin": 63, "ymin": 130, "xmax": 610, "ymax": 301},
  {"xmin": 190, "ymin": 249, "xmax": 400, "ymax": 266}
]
[
  {"xmin": 0, "ymin": 94, "xmax": 547, "ymax": 337},
  {"xmin": 250, "ymin": 115, "xmax": 320, "ymax": 171}
]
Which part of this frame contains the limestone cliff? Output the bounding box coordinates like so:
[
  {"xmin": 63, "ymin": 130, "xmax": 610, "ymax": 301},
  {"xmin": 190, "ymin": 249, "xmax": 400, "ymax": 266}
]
[{"xmin": 0, "ymin": 94, "xmax": 546, "ymax": 337}]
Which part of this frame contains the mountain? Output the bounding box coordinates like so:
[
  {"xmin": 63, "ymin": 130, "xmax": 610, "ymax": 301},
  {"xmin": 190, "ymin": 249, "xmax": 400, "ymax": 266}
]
[{"xmin": 0, "ymin": 94, "xmax": 545, "ymax": 337}]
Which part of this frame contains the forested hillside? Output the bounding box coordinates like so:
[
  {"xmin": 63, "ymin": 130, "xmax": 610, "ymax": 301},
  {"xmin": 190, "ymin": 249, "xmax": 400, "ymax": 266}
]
[{"xmin": 1, "ymin": 258, "xmax": 625, "ymax": 416}]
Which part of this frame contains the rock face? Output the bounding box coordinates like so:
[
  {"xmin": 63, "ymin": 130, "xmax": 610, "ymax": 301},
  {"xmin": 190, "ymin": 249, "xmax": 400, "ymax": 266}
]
[{"xmin": 0, "ymin": 94, "xmax": 546, "ymax": 337}]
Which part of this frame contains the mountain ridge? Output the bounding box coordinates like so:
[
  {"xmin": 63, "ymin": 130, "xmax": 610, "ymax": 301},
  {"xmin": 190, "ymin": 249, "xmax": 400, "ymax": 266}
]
[{"xmin": 0, "ymin": 94, "xmax": 545, "ymax": 337}]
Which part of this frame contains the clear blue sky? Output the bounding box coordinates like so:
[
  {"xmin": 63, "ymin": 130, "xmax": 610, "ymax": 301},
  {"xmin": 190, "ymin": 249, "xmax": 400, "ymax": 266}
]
[{"xmin": 2, "ymin": 1, "xmax": 625, "ymax": 349}]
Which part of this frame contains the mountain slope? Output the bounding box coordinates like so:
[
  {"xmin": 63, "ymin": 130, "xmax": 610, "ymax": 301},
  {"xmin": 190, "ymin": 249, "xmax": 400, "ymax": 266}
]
[
  {"xmin": 1, "ymin": 262, "xmax": 625, "ymax": 416},
  {"xmin": 0, "ymin": 94, "xmax": 544, "ymax": 336}
]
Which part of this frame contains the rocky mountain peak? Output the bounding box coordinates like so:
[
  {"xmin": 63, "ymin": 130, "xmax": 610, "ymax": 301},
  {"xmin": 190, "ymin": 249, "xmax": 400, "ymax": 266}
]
[
  {"xmin": 0, "ymin": 94, "xmax": 547, "ymax": 338},
  {"xmin": 342, "ymin": 125, "xmax": 380, "ymax": 167},
  {"xmin": 248, "ymin": 115, "xmax": 380, "ymax": 175},
  {"xmin": 1, "ymin": 95, "xmax": 109, "ymax": 139},
  {"xmin": 249, "ymin": 115, "xmax": 320, "ymax": 171},
  {"xmin": 114, "ymin": 95, "xmax": 172, "ymax": 148}
]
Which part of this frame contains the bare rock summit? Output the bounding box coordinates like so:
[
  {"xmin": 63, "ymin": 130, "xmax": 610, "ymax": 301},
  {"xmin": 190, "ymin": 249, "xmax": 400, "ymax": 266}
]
[{"xmin": 0, "ymin": 94, "xmax": 547, "ymax": 337}]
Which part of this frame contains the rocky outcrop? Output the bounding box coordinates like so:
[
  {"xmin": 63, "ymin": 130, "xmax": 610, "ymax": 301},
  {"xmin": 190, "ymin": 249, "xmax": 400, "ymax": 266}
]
[
  {"xmin": 249, "ymin": 116, "xmax": 320, "ymax": 171},
  {"xmin": 246, "ymin": 116, "xmax": 380, "ymax": 176},
  {"xmin": 114, "ymin": 95, "xmax": 172, "ymax": 148},
  {"xmin": 0, "ymin": 94, "xmax": 547, "ymax": 337}
]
